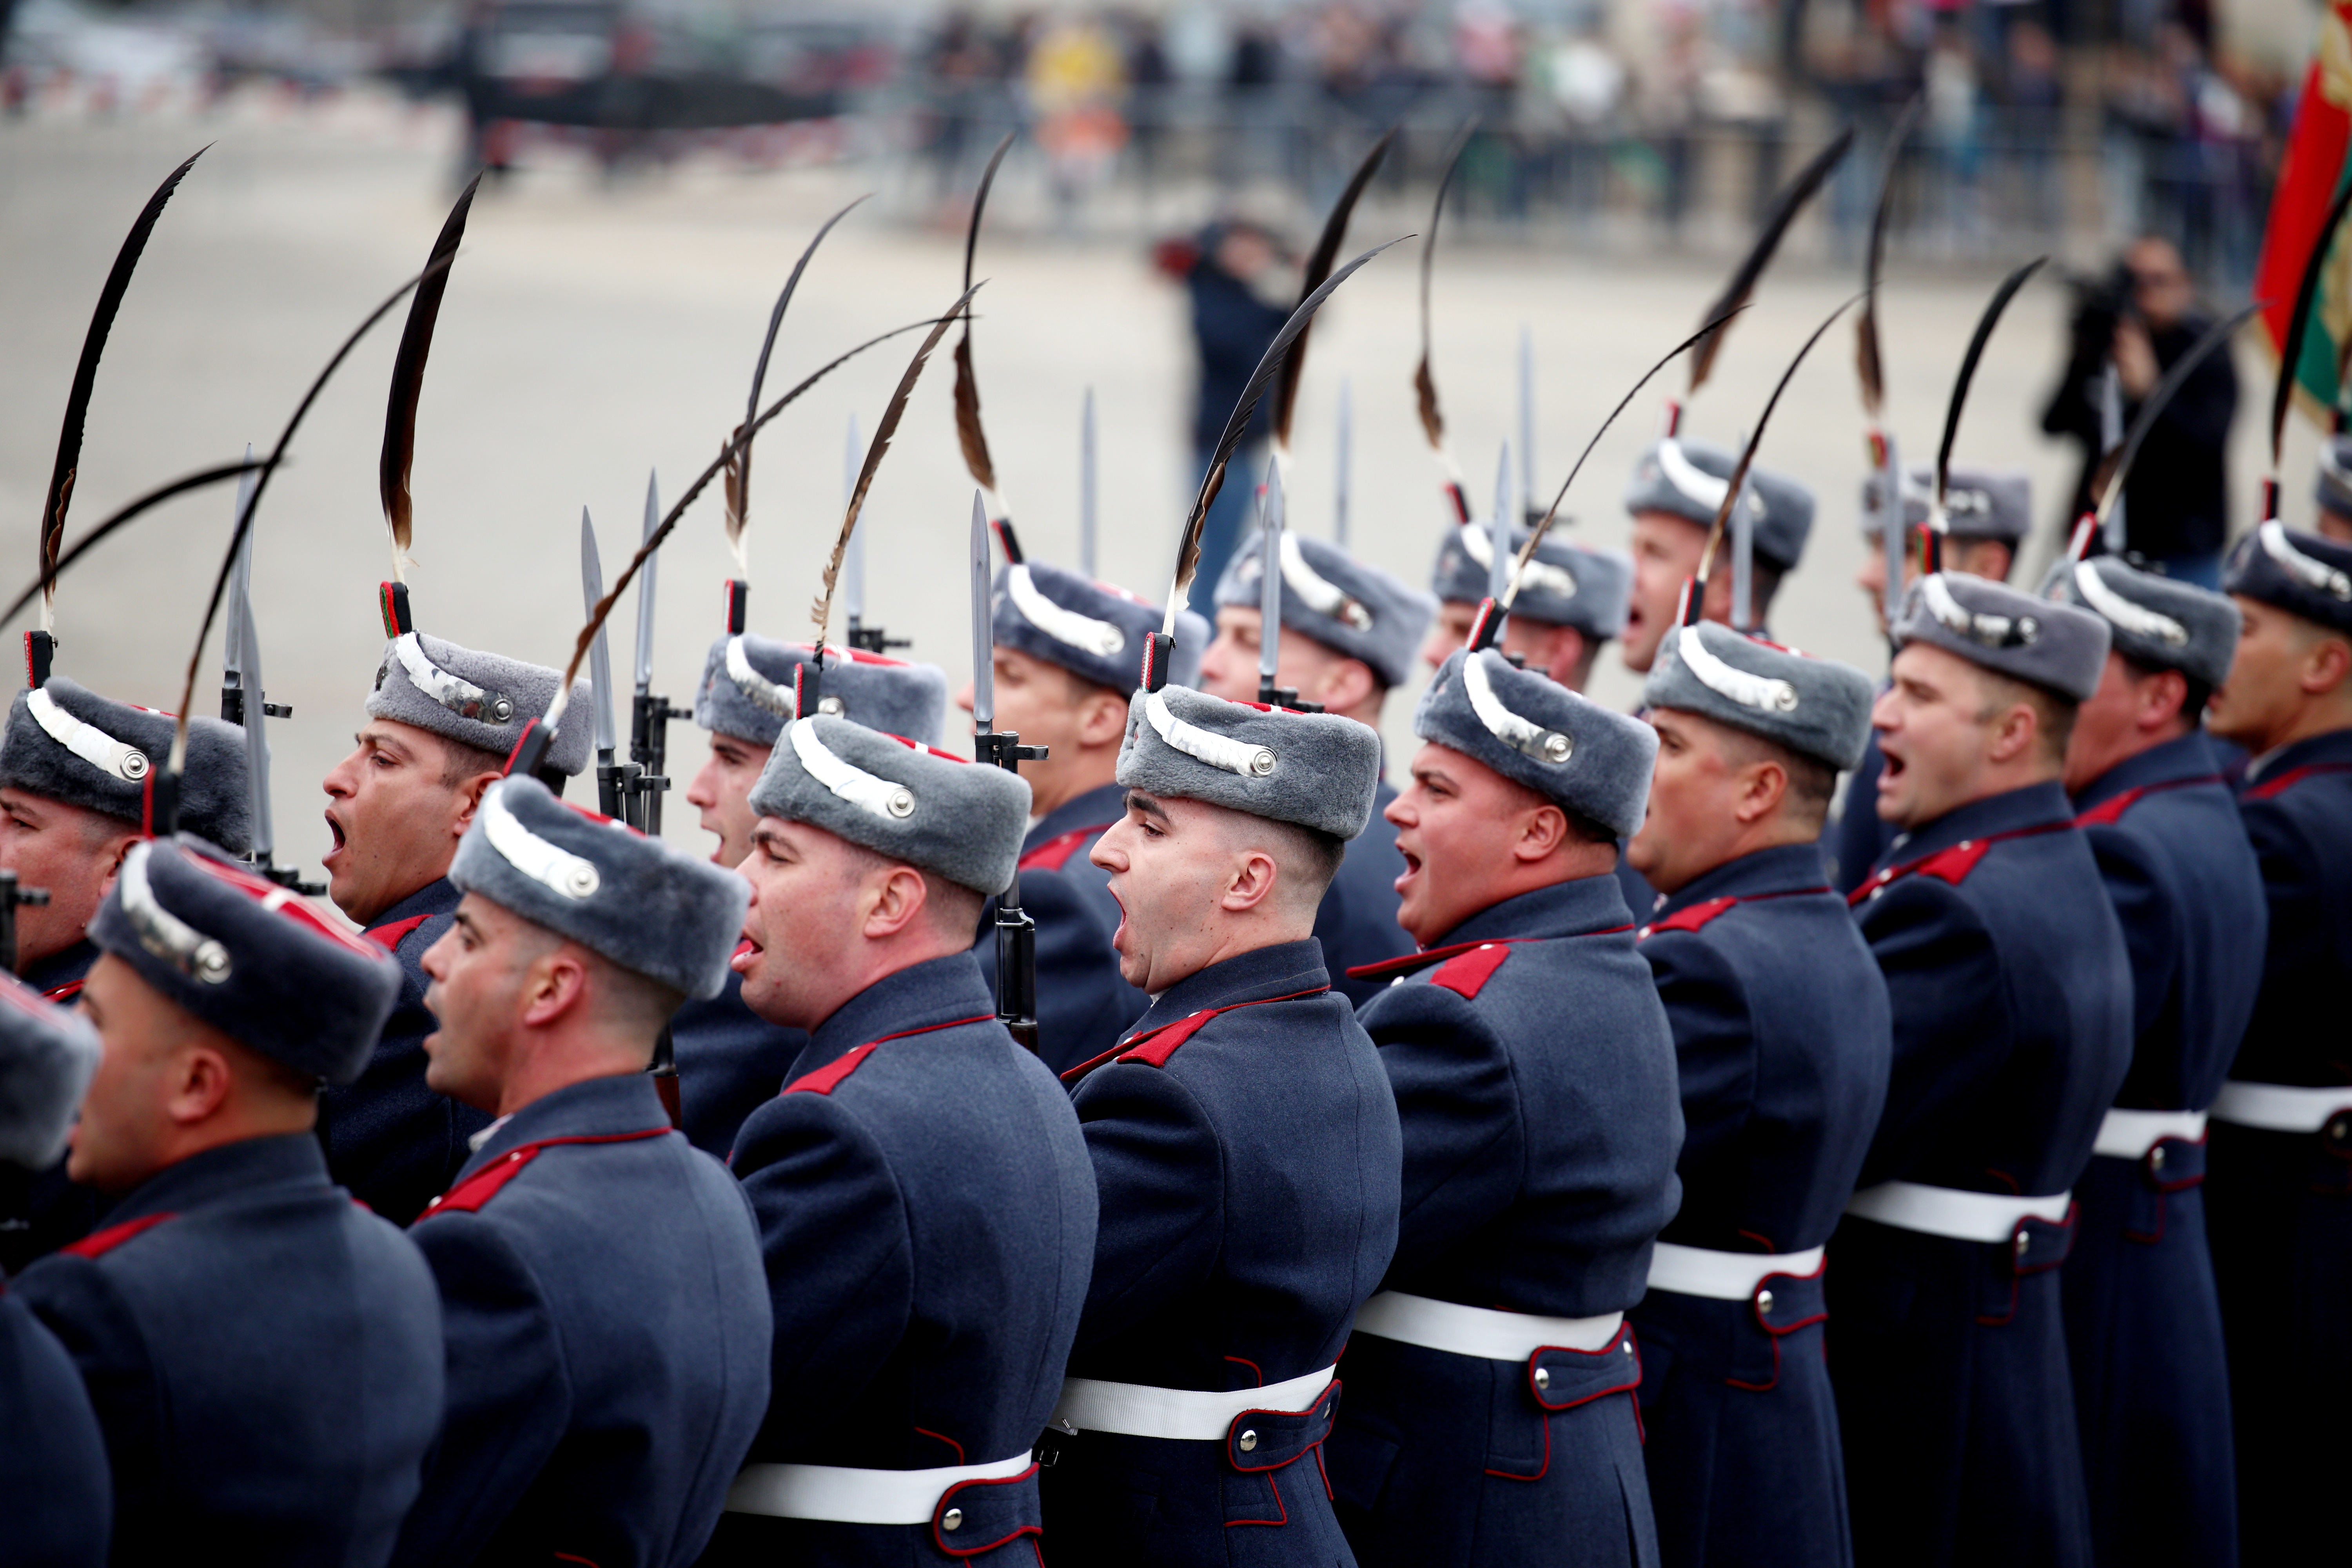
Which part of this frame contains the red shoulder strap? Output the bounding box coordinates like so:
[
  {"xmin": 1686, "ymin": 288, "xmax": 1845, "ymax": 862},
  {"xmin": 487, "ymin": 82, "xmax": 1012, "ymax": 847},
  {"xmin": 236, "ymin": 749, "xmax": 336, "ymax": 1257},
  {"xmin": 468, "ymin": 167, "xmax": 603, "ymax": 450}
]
[
  {"xmin": 1640, "ymin": 896, "xmax": 1739, "ymax": 939},
  {"xmin": 1019, "ymin": 823, "xmax": 1115, "ymax": 875},
  {"xmin": 42, "ymin": 978, "xmax": 85, "ymax": 1003},
  {"xmin": 1430, "ymin": 942, "xmax": 1514, "ymax": 999},
  {"xmin": 367, "ymin": 913, "xmax": 434, "ymax": 953},
  {"xmin": 2245, "ymin": 761, "xmax": 2352, "ymax": 802},
  {"xmin": 786, "ymin": 1042, "xmax": 878, "ymax": 1097},
  {"xmin": 417, "ymin": 1128, "xmax": 670, "ymax": 1221},
  {"xmin": 2074, "ymin": 787, "xmax": 2143, "ymax": 828},
  {"xmin": 1089, "ymin": 987, "xmax": 1331, "ymax": 1074},
  {"xmin": 63, "ymin": 1211, "xmax": 176, "ymax": 1260}
]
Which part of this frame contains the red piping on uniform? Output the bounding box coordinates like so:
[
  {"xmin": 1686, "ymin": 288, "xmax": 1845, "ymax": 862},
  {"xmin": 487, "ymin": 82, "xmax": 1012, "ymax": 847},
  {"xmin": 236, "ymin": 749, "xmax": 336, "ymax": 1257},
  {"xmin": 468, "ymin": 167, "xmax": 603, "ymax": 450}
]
[
  {"xmin": 63, "ymin": 1211, "xmax": 176, "ymax": 1259},
  {"xmin": 915, "ymin": 1426, "xmax": 965, "ymax": 1465},
  {"xmin": 2243, "ymin": 760, "xmax": 2352, "ymax": 801},
  {"xmin": 1847, "ymin": 821, "xmax": 2071, "ymax": 908},
  {"xmin": 2073, "ymin": 774, "xmax": 2223, "ymax": 827},
  {"xmin": 418, "ymin": 1128, "xmax": 670, "ymax": 1219}
]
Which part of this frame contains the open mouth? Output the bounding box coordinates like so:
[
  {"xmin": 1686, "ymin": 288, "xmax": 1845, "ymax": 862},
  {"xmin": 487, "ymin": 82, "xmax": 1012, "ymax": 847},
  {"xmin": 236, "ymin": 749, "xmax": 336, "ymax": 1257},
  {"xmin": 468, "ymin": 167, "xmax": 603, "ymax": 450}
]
[
  {"xmin": 322, "ymin": 811, "xmax": 347, "ymax": 862},
  {"xmin": 1394, "ymin": 847, "xmax": 1422, "ymax": 897},
  {"xmin": 729, "ymin": 934, "xmax": 761, "ymax": 973},
  {"xmin": 1877, "ymin": 749, "xmax": 1907, "ymax": 792}
]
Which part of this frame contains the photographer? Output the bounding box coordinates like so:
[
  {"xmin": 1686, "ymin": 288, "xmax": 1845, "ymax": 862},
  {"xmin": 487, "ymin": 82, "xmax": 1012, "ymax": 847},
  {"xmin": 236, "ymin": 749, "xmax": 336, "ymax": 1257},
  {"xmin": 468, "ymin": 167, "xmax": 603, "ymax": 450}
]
[{"xmin": 2042, "ymin": 237, "xmax": 2239, "ymax": 587}]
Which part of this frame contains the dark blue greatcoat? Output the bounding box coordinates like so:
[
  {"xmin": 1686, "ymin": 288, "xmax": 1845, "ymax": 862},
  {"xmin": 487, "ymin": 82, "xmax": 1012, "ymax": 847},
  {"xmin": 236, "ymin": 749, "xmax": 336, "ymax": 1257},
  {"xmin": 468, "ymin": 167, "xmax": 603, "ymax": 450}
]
[
  {"xmin": 2207, "ymin": 727, "xmax": 2352, "ymax": 1564},
  {"xmin": 321, "ymin": 877, "xmax": 492, "ymax": 1225},
  {"xmin": 15, "ymin": 1133, "xmax": 443, "ymax": 1565},
  {"xmin": 1327, "ymin": 875, "xmax": 1680, "ymax": 1568},
  {"xmin": 2063, "ymin": 731, "xmax": 2263, "ymax": 1568},
  {"xmin": 1831, "ymin": 780, "xmax": 2132, "ymax": 1568},
  {"xmin": 671, "ymin": 971, "xmax": 808, "ymax": 1158},
  {"xmin": 1631, "ymin": 842, "xmax": 1889, "ymax": 1568},
  {"xmin": 975, "ymin": 780, "xmax": 1149, "ymax": 1074},
  {"xmin": 1824, "ymin": 724, "xmax": 1899, "ymax": 895},
  {"xmin": 0, "ymin": 1284, "xmax": 109, "ymax": 1565},
  {"xmin": 1044, "ymin": 938, "xmax": 1401, "ymax": 1565},
  {"xmin": 706, "ymin": 951, "xmax": 1096, "ymax": 1568},
  {"xmin": 393, "ymin": 1073, "xmax": 771, "ymax": 1568},
  {"xmin": 0, "ymin": 941, "xmax": 103, "ymax": 1273},
  {"xmin": 1318, "ymin": 779, "xmax": 1414, "ymax": 1007}
]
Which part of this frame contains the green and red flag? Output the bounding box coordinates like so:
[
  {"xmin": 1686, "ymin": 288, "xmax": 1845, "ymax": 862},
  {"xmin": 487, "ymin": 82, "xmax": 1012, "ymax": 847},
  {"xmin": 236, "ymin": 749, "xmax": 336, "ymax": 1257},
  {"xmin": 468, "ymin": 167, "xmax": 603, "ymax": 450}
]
[{"xmin": 2256, "ymin": 1, "xmax": 2352, "ymax": 427}]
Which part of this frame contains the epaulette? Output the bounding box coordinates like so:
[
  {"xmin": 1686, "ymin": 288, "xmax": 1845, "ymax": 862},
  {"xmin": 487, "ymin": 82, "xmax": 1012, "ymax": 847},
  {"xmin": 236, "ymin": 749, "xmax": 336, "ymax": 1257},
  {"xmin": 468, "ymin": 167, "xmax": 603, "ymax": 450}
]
[
  {"xmin": 786, "ymin": 1042, "xmax": 879, "ymax": 1098},
  {"xmin": 1429, "ymin": 942, "xmax": 1514, "ymax": 1000},
  {"xmin": 1638, "ymin": 896, "xmax": 1738, "ymax": 939},
  {"xmin": 367, "ymin": 913, "xmax": 434, "ymax": 952},
  {"xmin": 419, "ymin": 1128, "xmax": 668, "ymax": 1219},
  {"xmin": 2244, "ymin": 761, "xmax": 2352, "ymax": 802},
  {"xmin": 61, "ymin": 1211, "xmax": 175, "ymax": 1260},
  {"xmin": 1061, "ymin": 986, "xmax": 1330, "ymax": 1084}
]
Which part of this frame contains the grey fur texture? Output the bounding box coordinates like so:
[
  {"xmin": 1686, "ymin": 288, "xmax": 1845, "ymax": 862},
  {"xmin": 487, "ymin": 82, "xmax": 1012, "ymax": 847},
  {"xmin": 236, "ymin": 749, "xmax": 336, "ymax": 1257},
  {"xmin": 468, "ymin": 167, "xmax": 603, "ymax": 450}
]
[
  {"xmin": 367, "ymin": 631, "xmax": 593, "ymax": 776},
  {"xmin": 1859, "ymin": 465, "xmax": 2033, "ymax": 544},
  {"xmin": 1428, "ymin": 524, "xmax": 1632, "ymax": 638},
  {"xmin": 91, "ymin": 835, "xmax": 402, "ymax": 1085},
  {"xmin": 693, "ymin": 634, "xmax": 947, "ymax": 749},
  {"xmin": 1213, "ymin": 532, "xmax": 1437, "ymax": 690},
  {"xmin": 1893, "ymin": 572, "xmax": 2111, "ymax": 703},
  {"xmin": 2038, "ymin": 555, "xmax": 2241, "ymax": 690},
  {"xmin": 993, "ymin": 559, "xmax": 1209, "ymax": 694},
  {"xmin": 2225, "ymin": 523, "xmax": 2352, "ymax": 637},
  {"xmin": 1643, "ymin": 622, "xmax": 1877, "ymax": 770},
  {"xmin": 451, "ymin": 776, "xmax": 747, "ymax": 1001},
  {"xmin": 1622, "ymin": 437, "xmax": 1815, "ymax": 571},
  {"xmin": 1115, "ymin": 683, "xmax": 1381, "ymax": 840},
  {"xmin": 749, "ymin": 715, "xmax": 1031, "ymax": 895},
  {"xmin": 0, "ymin": 973, "xmax": 99, "ymax": 1171},
  {"xmin": 1416, "ymin": 649, "xmax": 1658, "ymax": 839},
  {"xmin": 0, "ymin": 678, "xmax": 253, "ymax": 854}
]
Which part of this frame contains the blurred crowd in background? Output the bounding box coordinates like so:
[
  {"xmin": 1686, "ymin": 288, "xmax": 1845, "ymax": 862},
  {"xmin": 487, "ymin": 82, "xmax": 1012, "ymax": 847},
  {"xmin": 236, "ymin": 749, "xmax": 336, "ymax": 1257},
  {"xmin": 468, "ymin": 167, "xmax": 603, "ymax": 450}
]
[{"xmin": 0, "ymin": 1, "xmax": 2313, "ymax": 289}]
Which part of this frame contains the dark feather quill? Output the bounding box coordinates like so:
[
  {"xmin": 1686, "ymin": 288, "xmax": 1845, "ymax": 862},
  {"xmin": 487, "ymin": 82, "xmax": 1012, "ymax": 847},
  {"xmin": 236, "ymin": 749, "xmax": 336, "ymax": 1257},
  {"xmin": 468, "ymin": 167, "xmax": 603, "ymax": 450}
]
[
  {"xmin": 2097, "ymin": 299, "xmax": 2265, "ymax": 527},
  {"xmin": 1169, "ymin": 238, "xmax": 1410, "ymax": 621},
  {"xmin": 39, "ymin": 146, "xmax": 206, "ymax": 623},
  {"xmin": 378, "ymin": 174, "xmax": 481, "ymax": 577},
  {"xmin": 1272, "ymin": 128, "xmax": 1395, "ymax": 452},
  {"xmin": 816, "ymin": 285, "xmax": 984, "ymax": 641},
  {"xmin": 1689, "ymin": 127, "xmax": 1854, "ymax": 397},
  {"xmin": 952, "ymin": 132, "xmax": 1015, "ymax": 499},
  {"xmin": 1414, "ymin": 118, "xmax": 1479, "ymax": 457},
  {"xmin": 738, "ymin": 193, "xmax": 869, "ymax": 560},
  {"xmin": 2268, "ymin": 176, "xmax": 2352, "ymax": 471},
  {"xmin": 1855, "ymin": 98, "xmax": 1921, "ymax": 421},
  {"xmin": 1695, "ymin": 296, "xmax": 1859, "ymax": 594},
  {"xmin": 1934, "ymin": 257, "xmax": 2047, "ymax": 506}
]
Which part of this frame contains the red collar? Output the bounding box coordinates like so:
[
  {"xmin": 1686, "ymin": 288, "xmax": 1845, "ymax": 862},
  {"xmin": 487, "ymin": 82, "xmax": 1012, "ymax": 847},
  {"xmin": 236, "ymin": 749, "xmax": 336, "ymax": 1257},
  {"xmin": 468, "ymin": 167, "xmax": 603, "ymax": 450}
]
[
  {"xmin": 1637, "ymin": 884, "xmax": 1829, "ymax": 939},
  {"xmin": 2074, "ymin": 772, "xmax": 2223, "ymax": 827},
  {"xmin": 1847, "ymin": 820, "xmax": 2071, "ymax": 908},
  {"xmin": 1060, "ymin": 986, "xmax": 1329, "ymax": 1085},
  {"xmin": 418, "ymin": 1127, "xmax": 671, "ymax": 1220},
  {"xmin": 1345, "ymin": 924, "xmax": 1632, "ymax": 984},
  {"xmin": 2244, "ymin": 760, "xmax": 2352, "ymax": 802}
]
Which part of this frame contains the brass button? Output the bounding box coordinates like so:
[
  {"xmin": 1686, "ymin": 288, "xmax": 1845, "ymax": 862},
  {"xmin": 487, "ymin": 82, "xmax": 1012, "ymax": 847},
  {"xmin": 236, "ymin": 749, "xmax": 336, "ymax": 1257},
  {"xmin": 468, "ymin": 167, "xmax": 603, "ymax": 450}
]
[
  {"xmin": 2149, "ymin": 1145, "xmax": 2167, "ymax": 1172},
  {"xmin": 942, "ymin": 1508, "xmax": 962, "ymax": 1532},
  {"xmin": 1533, "ymin": 1367, "xmax": 1550, "ymax": 1390},
  {"xmin": 2015, "ymin": 1231, "xmax": 2031, "ymax": 1257},
  {"xmin": 1237, "ymin": 1429, "xmax": 1258, "ymax": 1453},
  {"xmin": 1756, "ymin": 1289, "xmax": 1775, "ymax": 1315}
]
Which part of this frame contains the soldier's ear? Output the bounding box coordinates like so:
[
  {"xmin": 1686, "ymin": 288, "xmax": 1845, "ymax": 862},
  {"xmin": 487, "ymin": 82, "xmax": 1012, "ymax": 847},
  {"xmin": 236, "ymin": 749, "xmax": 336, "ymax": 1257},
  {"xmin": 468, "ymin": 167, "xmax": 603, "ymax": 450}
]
[
  {"xmin": 1515, "ymin": 804, "xmax": 1569, "ymax": 863},
  {"xmin": 2303, "ymin": 632, "xmax": 2352, "ymax": 698}
]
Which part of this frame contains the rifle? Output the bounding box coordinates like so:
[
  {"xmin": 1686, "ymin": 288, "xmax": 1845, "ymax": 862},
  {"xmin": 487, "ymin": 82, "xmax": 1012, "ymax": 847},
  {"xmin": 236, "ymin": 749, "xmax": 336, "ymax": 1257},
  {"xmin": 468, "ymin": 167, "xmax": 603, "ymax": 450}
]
[
  {"xmin": 842, "ymin": 414, "xmax": 907, "ymax": 657},
  {"xmin": 224, "ymin": 497, "xmax": 319, "ymax": 894},
  {"xmin": 579, "ymin": 509, "xmax": 627, "ymax": 819},
  {"xmin": 970, "ymin": 492, "xmax": 1045, "ymax": 1053},
  {"xmin": 626, "ymin": 471, "xmax": 689, "ymax": 835}
]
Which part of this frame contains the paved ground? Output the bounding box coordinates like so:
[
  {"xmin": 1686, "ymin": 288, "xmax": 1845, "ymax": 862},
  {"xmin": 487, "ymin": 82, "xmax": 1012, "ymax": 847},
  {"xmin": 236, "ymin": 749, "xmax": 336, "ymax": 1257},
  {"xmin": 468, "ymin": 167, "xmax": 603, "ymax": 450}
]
[{"xmin": 0, "ymin": 100, "xmax": 2318, "ymax": 880}]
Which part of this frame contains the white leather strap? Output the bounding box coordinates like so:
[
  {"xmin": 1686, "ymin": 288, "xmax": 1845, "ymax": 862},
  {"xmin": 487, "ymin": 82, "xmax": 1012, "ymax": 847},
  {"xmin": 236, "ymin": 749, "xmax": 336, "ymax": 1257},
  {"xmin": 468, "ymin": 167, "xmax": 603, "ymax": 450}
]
[
  {"xmin": 25, "ymin": 688, "xmax": 149, "ymax": 782},
  {"xmin": 1845, "ymin": 1180, "xmax": 2071, "ymax": 1243},
  {"xmin": 2092, "ymin": 1108, "xmax": 2209, "ymax": 1160},
  {"xmin": 2210, "ymin": 1080, "xmax": 2352, "ymax": 1134},
  {"xmin": 1645, "ymin": 1241, "xmax": 1824, "ymax": 1302},
  {"xmin": 724, "ymin": 1450, "xmax": 1031, "ymax": 1525},
  {"xmin": 1051, "ymin": 1364, "xmax": 1334, "ymax": 1441},
  {"xmin": 1351, "ymin": 1290, "xmax": 1625, "ymax": 1361}
]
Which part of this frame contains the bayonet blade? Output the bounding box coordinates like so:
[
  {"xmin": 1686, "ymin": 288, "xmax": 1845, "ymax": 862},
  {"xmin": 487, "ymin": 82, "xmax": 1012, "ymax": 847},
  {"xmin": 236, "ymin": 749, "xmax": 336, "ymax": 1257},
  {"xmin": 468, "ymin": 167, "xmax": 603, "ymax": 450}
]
[
  {"xmin": 1258, "ymin": 458, "xmax": 1283, "ymax": 691},
  {"xmin": 238, "ymin": 579, "xmax": 274, "ymax": 861},
  {"xmin": 1490, "ymin": 441, "xmax": 1514, "ymax": 608},
  {"xmin": 969, "ymin": 490, "xmax": 994, "ymax": 734},
  {"xmin": 1879, "ymin": 433, "xmax": 1904, "ymax": 630},
  {"xmin": 633, "ymin": 469, "xmax": 659, "ymax": 693},
  {"xmin": 580, "ymin": 509, "xmax": 618, "ymax": 755},
  {"xmin": 1518, "ymin": 330, "xmax": 1536, "ymax": 519},
  {"xmin": 223, "ymin": 444, "xmax": 256, "ymax": 688}
]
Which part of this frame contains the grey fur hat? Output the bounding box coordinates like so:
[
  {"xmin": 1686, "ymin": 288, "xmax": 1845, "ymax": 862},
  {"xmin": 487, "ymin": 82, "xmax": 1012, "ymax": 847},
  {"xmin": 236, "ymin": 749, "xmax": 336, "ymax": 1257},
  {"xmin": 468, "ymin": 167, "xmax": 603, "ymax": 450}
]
[
  {"xmin": 90, "ymin": 835, "xmax": 402, "ymax": 1085},
  {"xmin": 994, "ymin": 560, "xmax": 1209, "ymax": 694},
  {"xmin": 2038, "ymin": 555, "xmax": 2241, "ymax": 690},
  {"xmin": 1116, "ymin": 684, "xmax": 1381, "ymax": 840},
  {"xmin": 1429, "ymin": 524, "xmax": 1633, "ymax": 639},
  {"xmin": 0, "ymin": 678, "xmax": 252, "ymax": 854},
  {"xmin": 368, "ymin": 632, "xmax": 593, "ymax": 777},
  {"xmin": 1623, "ymin": 437, "xmax": 1814, "ymax": 572},
  {"xmin": 2225, "ymin": 521, "xmax": 2352, "ymax": 637},
  {"xmin": 1213, "ymin": 532, "xmax": 1437, "ymax": 691},
  {"xmin": 1643, "ymin": 622, "xmax": 1877, "ymax": 771},
  {"xmin": 1860, "ymin": 466, "xmax": 2033, "ymax": 544},
  {"xmin": 2314, "ymin": 435, "xmax": 2352, "ymax": 520},
  {"xmin": 1417, "ymin": 649, "xmax": 1658, "ymax": 839},
  {"xmin": 0, "ymin": 972, "xmax": 99, "ymax": 1171},
  {"xmin": 451, "ymin": 776, "xmax": 747, "ymax": 1001},
  {"xmin": 1892, "ymin": 572, "xmax": 2111, "ymax": 703},
  {"xmin": 693, "ymin": 635, "xmax": 947, "ymax": 750},
  {"xmin": 749, "ymin": 716, "xmax": 1030, "ymax": 895}
]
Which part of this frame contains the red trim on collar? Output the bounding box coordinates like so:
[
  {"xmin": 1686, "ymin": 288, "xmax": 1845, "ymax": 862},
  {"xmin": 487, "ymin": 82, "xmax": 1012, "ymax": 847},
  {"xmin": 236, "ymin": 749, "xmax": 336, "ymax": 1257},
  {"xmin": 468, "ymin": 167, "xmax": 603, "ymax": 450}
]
[
  {"xmin": 40, "ymin": 978, "xmax": 84, "ymax": 1003},
  {"xmin": 1020, "ymin": 822, "xmax": 1115, "ymax": 874},
  {"xmin": 2073, "ymin": 773, "xmax": 2223, "ymax": 827},
  {"xmin": 784, "ymin": 1013, "xmax": 996, "ymax": 1098},
  {"xmin": 1847, "ymin": 821, "xmax": 2070, "ymax": 907},
  {"xmin": 2243, "ymin": 760, "xmax": 2352, "ymax": 802},
  {"xmin": 63, "ymin": 1211, "xmax": 176, "ymax": 1260},
  {"xmin": 1063, "ymin": 987, "xmax": 1330, "ymax": 1082},
  {"xmin": 1637, "ymin": 885, "xmax": 1831, "ymax": 940},
  {"xmin": 418, "ymin": 1128, "xmax": 671, "ymax": 1220},
  {"xmin": 367, "ymin": 913, "xmax": 434, "ymax": 952},
  {"xmin": 1345, "ymin": 926, "xmax": 1633, "ymax": 985},
  {"xmin": 1430, "ymin": 943, "xmax": 1514, "ymax": 999}
]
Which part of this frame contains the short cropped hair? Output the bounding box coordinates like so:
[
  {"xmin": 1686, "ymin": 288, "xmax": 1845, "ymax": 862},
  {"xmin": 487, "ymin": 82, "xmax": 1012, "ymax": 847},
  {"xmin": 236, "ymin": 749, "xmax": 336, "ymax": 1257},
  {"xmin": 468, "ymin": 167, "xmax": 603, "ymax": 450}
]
[
  {"xmin": 835, "ymin": 836, "xmax": 990, "ymax": 943},
  {"xmin": 1713, "ymin": 723, "xmax": 1838, "ymax": 830},
  {"xmin": 1973, "ymin": 667, "xmax": 2076, "ymax": 764},
  {"xmin": 438, "ymin": 735, "xmax": 512, "ymax": 792}
]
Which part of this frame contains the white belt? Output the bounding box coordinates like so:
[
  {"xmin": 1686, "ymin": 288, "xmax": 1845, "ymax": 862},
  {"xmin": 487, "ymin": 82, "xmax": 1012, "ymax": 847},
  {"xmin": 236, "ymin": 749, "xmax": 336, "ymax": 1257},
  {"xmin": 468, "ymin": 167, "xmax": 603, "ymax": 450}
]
[
  {"xmin": 2093, "ymin": 1108, "xmax": 2209, "ymax": 1160},
  {"xmin": 1351, "ymin": 1290, "xmax": 1625, "ymax": 1361},
  {"xmin": 724, "ymin": 1450, "xmax": 1031, "ymax": 1525},
  {"xmin": 1845, "ymin": 1180, "xmax": 2072, "ymax": 1244},
  {"xmin": 1051, "ymin": 1363, "xmax": 1334, "ymax": 1441},
  {"xmin": 1645, "ymin": 1241, "xmax": 1824, "ymax": 1301},
  {"xmin": 2210, "ymin": 1080, "xmax": 2352, "ymax": 1134}
]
